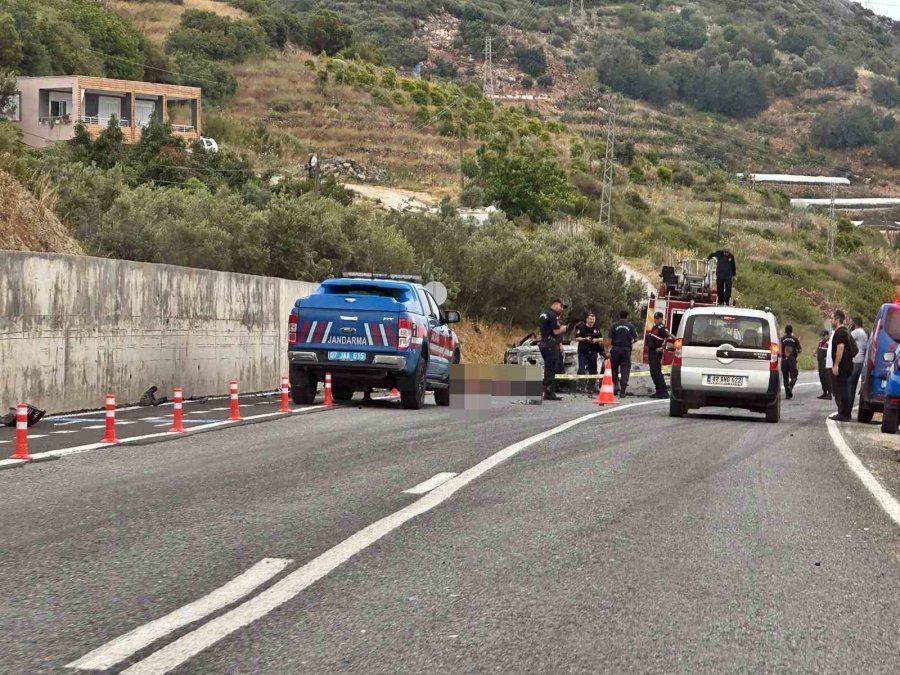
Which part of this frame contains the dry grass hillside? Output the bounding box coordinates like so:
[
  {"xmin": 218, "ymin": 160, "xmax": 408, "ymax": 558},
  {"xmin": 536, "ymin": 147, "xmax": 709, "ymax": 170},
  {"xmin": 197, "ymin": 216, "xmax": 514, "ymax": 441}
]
[
  {"xmin": 455, "ymin": 320, "xmax": 526, "ymax": 364},
  {"xmin": 110, "ymin": 0, "xmax": 247, "ymax": 45},
  {"xmin": 0, "ymin": 170, "xmax": 82, "ymax": 255}
]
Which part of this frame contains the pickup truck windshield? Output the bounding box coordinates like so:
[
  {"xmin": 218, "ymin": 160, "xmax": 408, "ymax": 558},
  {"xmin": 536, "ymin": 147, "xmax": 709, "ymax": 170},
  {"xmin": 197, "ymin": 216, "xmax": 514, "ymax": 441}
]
[{"xmin": 321, "ymin": 285, "xmax": 410, "ymax": 302}]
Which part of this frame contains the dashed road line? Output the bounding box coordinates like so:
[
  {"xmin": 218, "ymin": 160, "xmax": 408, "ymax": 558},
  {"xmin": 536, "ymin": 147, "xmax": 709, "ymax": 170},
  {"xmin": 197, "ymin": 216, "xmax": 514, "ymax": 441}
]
[
  {"xmin": 120, "ymin": 400, "xmax": 666, "ymax": 675},
  {"xmin": 403, "ymin": 472, "xmax": 458, "ymax": 495},
  {"xmin": 66, "ymin": 558, "xmax": 293, "ymax": 671}
]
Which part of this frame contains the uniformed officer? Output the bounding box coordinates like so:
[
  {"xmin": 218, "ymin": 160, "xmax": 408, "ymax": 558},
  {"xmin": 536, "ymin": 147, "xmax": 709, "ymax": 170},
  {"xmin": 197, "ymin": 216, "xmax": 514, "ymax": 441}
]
[
  {"xmin": 780, "ymin": 324, "xmax": 802, "ymax": 399},
  {"xmin": 574, "ymin": 313, "xmax": 603, "ymax": 393},
  {"xmin": 538, "ymin": 299, "xmax": 567, "ymax": 401},
  {"xmin": 646, "ymin": 311, "xmax": 670, "ymax": 399},
  {"xmin": 609, "ymin": 310, "xmax": 639, "ymax": 397}
]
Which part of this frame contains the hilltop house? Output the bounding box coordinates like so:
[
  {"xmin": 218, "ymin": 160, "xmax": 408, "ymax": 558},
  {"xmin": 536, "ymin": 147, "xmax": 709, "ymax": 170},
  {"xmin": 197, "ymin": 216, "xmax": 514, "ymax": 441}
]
[{"xmin": 8, "ymin": 75, "xmax": 202, "ymax": 148}]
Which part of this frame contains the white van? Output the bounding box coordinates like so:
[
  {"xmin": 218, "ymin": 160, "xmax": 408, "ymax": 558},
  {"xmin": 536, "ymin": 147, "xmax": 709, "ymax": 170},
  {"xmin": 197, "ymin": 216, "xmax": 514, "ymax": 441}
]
[{"xmin": 669, "ymin": 307, "xmax": 782, "ymax": 422}]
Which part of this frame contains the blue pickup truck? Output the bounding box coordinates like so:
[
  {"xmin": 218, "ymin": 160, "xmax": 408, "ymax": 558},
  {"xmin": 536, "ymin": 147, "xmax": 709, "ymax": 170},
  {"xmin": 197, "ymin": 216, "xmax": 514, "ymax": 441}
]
[{"xmin": 287, "ymin": 276, "xmax": 461, "ymax": 409}]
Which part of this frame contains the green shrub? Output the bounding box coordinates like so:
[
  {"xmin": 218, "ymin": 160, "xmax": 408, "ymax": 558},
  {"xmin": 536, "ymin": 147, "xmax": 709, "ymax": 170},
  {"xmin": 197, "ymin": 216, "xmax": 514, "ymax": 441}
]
[
  {"xmin": 657, "ymin": 166, "xmax": 673, "ymax": 184},
  {"xmin": 871, "ymin": 76, "xmax": 900, "ymax": 108},
  {"xmin": 810, "ymin": 105, "xmax": 876, "ymax": 149},
  {"xmin": 672, "ymin": 169, "xmax": 694, "ymax": 187},
  {"xmin": 820, "ymin": 54, "xmax": 857, "ymax": 88},
  {"xmin": 628, "ymin": 164, "xmax": 645, "ymax": 184},
  {"xmin": 877, "ymin": 128, "xmax": 900, "ymax": 167},
  {"xmin": 515, "ymin": 45, "xmax": 547, "ymax": 77}
]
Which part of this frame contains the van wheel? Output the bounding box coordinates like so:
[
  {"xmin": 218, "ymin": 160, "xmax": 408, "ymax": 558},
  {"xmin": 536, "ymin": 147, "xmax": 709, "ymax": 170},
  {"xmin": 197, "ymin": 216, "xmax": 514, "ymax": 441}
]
[
  {"xmin": 331, "ymin": 385, "xmax": 354, "ymax": 402},
  {"xmin": 858, "ymin": 405, "xmax": 874, "ymax": 424},
  {"xmin": 765, "ymin": 398, "xmax": 780, "ymax": 423},
  {"xmin": 669, "ymin": 399, "xmax": 686, "ymax": 418},
  {"xmin": 401, "ymin": 359, "xmax": 427, "ymax": 410},
  {"xmin": 882, "ymin": 406, "xmax": 899, "ymax": 434}
]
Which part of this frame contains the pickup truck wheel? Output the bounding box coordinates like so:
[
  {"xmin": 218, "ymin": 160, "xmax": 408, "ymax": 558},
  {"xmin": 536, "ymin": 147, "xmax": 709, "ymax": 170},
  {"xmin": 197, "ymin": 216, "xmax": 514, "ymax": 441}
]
[
  {"xmin": 882, "ymin": 405, "xmax": 899, "ymax": 434},
  {"xmin": 401, "ymin": 359, "xmax": 427, "ymax": 410},
  {"xmin": 291, "ymin": 381, "xmax": 316, "ymax": 405},
  {"xmin": 858, "ymin": 404, "xmax": 874, "ymax": 424},
  {"xmin": 331, "ymin": 385, "xmax": 354, "ymax": 402}
]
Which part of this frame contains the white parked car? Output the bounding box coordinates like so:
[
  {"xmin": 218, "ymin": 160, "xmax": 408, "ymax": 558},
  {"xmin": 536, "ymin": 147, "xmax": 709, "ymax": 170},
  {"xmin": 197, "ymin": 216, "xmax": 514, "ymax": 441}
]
[
  {"xmin": 669, "ymin": 307, "xmax": 782, "ymax": 422},
  {"xmin": 199, "ymin": 137, "xmax": 219, "ymax": 153}
]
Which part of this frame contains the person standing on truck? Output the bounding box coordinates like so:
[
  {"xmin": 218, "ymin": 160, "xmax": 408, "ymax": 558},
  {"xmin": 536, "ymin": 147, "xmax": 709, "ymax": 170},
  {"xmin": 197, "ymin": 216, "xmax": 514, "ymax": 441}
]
[
  {"xmin": 574, "ymin": 313, "xmax": 603, "ymax": 393},
  {"xmin": 816, "ymin": 330, "xmax": 832, "ymax": 400},
  {"xmin": 707, "ymin": 247, "xmax": 737, "ymax": 306},
  {"xmin": 848, "ymin": 316, "xmax": 869, "ymax": 407},
  {"xmin": 539, "ymin": 300, "xmax": 567, "ymax": 401},
  {"xmin": 780, "ymin": 325, "xmax": 802, "ymax": 399},
  {"xmin": 645, "ymin": 311, "xmax": 670, "ymax": 399},
  {"xmin": 830, "ymin": 310, "xmax": 854, "ymax": 422},
  {"xmin": 609, "ymin": 310, "xmax": 639, "ymax": 397}
]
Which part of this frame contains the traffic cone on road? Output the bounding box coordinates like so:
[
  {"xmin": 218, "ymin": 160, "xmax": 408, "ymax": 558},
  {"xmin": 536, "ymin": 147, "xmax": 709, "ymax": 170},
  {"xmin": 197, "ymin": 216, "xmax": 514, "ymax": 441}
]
[
  {"xmin": 102, "ymin": 394, "xmax": 119, "ymax": 443},
  {"xmin": 279, "ymin": 375, "xmax": 291, "ymax": 413},
  {"xmin": 229, "ymin": 380, "xmax": 242, "ymax": 421},
  {"xmin": 323, "ymin": 372, "xmax": 334, "ymax": 407},
  {"xmin": 170, "ymin": 388, "xmax": 186, "ymax": 433},
  {"xmin": 10, "ymin": 403, "xmax": 31, "ymax": 461},
  {"xmin": 390, "ymin": 387, "xmax": 400, "ymax": 397},
  {"xmin": 595, "ymin": 360, "xmax": 618, "ymax": 406}
]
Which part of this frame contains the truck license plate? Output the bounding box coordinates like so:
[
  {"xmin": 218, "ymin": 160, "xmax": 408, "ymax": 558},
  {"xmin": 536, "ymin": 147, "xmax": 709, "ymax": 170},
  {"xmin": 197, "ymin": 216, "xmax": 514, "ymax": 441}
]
[
  {"xmin": 328, "ymin": 351, "xmax": 366, "ymax": 362},
  {"xmin": 706, "ymin": 375, "xmax": 745, "ymax": 387}
]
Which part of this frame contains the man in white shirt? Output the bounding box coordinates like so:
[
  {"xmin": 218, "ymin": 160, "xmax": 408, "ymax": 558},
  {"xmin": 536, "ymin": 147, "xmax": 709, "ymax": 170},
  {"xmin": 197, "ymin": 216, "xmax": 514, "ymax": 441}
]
[{"xmin": 848, "ymin": 316, "xmax": 869, "ymax": 406}]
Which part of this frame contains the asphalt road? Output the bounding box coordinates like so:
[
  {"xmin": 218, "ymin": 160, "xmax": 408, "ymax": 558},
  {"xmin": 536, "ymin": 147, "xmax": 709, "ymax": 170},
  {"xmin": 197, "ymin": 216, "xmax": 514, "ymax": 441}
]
[{"xmin": 4, "ymin": 382, "xmax": 900, "ymax": 673}]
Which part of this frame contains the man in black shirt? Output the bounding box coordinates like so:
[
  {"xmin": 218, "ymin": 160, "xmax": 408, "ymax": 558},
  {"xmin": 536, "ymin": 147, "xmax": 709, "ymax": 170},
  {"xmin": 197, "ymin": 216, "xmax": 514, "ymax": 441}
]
[
  {"xmin": 645, "ymin": 311, "xmax": 670, "ymax": 399},
  {"xmin": 707, "ymin": 247, "xmax": 737, "ymax": 306},
  {"xmin": 830, "ymin": 310, "xmax": 854, "ymax": 421},
  {"xmin": 574, "ymin": 313, "xmax": 603, "ymax": 393},
  {"xmin": 538, "ymin": 299, "xmax": 567, "ymax": 401},
  {"xmin": 780, "ymin": 325, "xmax": 802, "ymax": 400},
  {"xmin": 609, "ymin": 310, "xmax": 639, "ymax": 397}
]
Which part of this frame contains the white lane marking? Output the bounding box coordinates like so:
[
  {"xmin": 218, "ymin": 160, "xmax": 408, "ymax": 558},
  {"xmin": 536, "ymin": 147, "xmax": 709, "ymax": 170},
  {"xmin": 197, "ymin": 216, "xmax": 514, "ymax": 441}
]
[
  {"xmin": 82, "ymin": 425, "xmax": 106, "ymax": 430},
  {"xmin": 27, "ymin": 405, "xmax": 330, "ymax": 462},
  {"xmin": 50, "ymin": 430, "xmax": 78, "ymax": 434},
  {"xmin": 0, "ymin": 458, "xmax": 25, "ymax": 469},
  {"xmin": 66, "ymin": 558, "xmax": 292, "ymax": 671},
  {"xmin": 403, "ymin": 472, "xmax": 458, "ymax": 495},
  {"xmin": 123, "ymin": 400, "xmax": 666, "ymax": 675},
  {"xmin": 0, "ymin": 440, "xmax": 10, "ymax": 444},
  {"xmin": 828, "ymin": 418, "xmax": 900, "ymax": 526},
  {"xmin": 117, "ymin": 421, "xmax": 137, "ymax": 425},
  {"xmin": 208, "ymin": 408, "xmax": 230, "ymax": 412},
  {"xmin": 27, "ymin": 434, "xmax": 48, "ymax": 439}
]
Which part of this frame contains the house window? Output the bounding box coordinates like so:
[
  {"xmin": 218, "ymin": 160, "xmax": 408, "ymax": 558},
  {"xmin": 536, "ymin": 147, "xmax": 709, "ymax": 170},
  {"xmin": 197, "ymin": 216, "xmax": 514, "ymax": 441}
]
[{"xmin": 50, "ymin": 99, "xmax": 69, "ymax": 118}]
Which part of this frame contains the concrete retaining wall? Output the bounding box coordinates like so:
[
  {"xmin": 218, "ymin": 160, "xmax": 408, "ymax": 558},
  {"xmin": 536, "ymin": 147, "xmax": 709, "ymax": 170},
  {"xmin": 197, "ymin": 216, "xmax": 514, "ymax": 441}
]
[{"xmin": 0, "ymin": 251, "xmax": 317, "ymax": 413}]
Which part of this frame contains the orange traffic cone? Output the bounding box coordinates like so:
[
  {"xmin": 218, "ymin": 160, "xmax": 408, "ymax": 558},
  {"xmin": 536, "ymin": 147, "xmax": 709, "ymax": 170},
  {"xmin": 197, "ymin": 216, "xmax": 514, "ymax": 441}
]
[
  {"xmin": 10, "ymin": 403, "xmax": 31, "ymax": 461},
  {"xmin": 101, "ymin": 394, "xmax": 119, "ymax": 443},
  {"xmin": 595, "ymin": 359, "xmax": 618, "ymax": 406},
  {"xmin": 279, "ymin": 375, "xmax": 291, "ymax": 413},
  {"xmin": 323, "ymin": 372, "xmax": 334, "ymax": 407},
  {"xmin": 169, "ymin": 388, "xmax": 186, "ymax": 433},
  {"xmin": 390, "ymin": 388, "xmax": 400, "ymax": 397}
]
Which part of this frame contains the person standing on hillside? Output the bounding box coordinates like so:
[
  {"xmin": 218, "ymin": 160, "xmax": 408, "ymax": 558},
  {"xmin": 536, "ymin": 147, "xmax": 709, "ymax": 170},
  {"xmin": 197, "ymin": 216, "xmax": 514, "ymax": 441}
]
[
  {"xmin": 848, "ymin": 316, "xmax": 869, "ymax": 407},
  {"xmin": 574, "ymin": 313, "xmax": 603, "ymax": 393},
  {"xmin": 830, "ymin": 310, "xmax": 854, "ymax": 422},
  {"xmin": 707, "ymin": 247, "xmax": 737, "ymax": 306},
  {"xmin": 816, "ymin": 330, "xmax": 832, "ymax": 400},
  {"xmin": 306, "ymin": 152, "xmax": 319, "ymax": 180},
  {"xmin": 609, "ymin": 310, "xmax": 639, "ymax": 397},
  {"xmin": 780, "ymin": 325, "xmax": 801, "ymax": 400}
]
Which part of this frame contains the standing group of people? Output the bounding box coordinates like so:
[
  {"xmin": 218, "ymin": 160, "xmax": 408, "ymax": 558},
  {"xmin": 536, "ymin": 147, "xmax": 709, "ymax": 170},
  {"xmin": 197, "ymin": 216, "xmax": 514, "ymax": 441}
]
[{"xmin": 815, "ymin": 311, "xmax": 868, "ymax": 421}]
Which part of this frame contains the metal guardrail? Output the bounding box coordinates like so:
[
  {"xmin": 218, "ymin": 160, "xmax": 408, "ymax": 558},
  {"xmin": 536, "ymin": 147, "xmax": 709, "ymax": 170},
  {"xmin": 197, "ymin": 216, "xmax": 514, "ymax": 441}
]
[{"xmin": 171, "ymin": 124, "xmax": 196, "ymax": 133}]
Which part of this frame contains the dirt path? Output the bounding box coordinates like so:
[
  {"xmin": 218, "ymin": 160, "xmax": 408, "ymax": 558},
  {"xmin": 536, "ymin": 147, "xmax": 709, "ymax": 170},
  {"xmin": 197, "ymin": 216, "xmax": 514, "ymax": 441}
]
[{"xmin": 343, "ymin": 184, "xmax": 437, "ymax": 212}]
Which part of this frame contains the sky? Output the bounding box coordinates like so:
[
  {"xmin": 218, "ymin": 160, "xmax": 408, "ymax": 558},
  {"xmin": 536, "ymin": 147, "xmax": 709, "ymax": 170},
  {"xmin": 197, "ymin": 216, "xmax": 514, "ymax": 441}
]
[{"xmin": 852, "ymin": 0, "xmax": 900, "ymax": 21}]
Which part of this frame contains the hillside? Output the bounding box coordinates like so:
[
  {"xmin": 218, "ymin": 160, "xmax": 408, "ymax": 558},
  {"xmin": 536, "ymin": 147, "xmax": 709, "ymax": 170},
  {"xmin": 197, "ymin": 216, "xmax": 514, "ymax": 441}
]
[{"xmin": 0, "ymin": 170, "xmax": 82, "ymax": 255}]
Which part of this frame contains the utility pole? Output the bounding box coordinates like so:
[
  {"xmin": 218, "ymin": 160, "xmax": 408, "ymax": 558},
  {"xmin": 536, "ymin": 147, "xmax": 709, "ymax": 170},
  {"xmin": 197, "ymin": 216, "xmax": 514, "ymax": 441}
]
[
  {"xmin": 598, "ymin": 102, "xmax": 617, "ymax": 230},
  {"xmin": 827, "ymin": 183, "xmax": 836, "ymax": 257},
  {"xmin": 716, "ymin": 198, "xmax": 724, "ymax": 246},
  {"xmin": 569, "ymin": 0, "xmax": 574, "ymax": 14},
  {"xmin": 580, "ymin": 0, "xmax": 585, "ymax": 20},
  {"xmin": 483, "ymin": 35, "xmax": 495, "ymax": 99},
  {"xmin": 458, "ymin": 122, "xmax": 465, "ymax": 191}
]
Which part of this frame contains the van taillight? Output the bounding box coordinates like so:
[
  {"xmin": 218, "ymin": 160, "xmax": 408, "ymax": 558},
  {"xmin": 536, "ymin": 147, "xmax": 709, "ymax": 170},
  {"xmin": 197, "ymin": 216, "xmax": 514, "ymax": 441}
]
[
  {"xmin": 673, "ymin": 338, "xmax": 683, "ymax": 367},
  {"xmin": 770, "ymin": 342, "xmax": 780, "ymax": 371},
  {"xmin": 288, "ymin": 314, "xmax": 298, "ymax": 345},
  {"xmin": 398, "ymin": 318, "xmax": 412, "ymax": 350}
]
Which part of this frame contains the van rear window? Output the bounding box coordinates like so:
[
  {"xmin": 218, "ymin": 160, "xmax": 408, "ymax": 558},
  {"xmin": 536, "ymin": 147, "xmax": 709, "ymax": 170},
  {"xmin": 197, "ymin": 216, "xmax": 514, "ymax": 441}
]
[
  {"xmin": 886, "ymin": 307, "xmax": 900, "ymax": 342},
  {"xmin": 684, "ymin": 315, "xmax": 771, "ymax": 349},
  {"xmin": 321, "ymin": 285, "xmax": 409, "ymax": 301}
]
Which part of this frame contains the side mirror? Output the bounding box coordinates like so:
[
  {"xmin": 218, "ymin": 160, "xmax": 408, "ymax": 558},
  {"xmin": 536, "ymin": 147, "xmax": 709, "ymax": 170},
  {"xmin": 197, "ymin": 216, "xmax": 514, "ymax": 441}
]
[
  {"xmin": 885, "ymin": 352, "xmax": 896, "ymax": 363},
  {"xmin": 444, "ymin": 310, "xmax": 461, "ymax": 324}
]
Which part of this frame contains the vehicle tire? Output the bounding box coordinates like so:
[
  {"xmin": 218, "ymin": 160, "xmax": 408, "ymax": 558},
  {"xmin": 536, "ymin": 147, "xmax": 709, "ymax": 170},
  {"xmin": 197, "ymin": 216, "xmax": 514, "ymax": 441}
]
[
  {"xmin": 858, "ymin": 404, "xmax": 874, "ymax": 424},
  {"xmin": 433, "ymin": 349, "xmax": 459, "ymax": 407},
  {"xmin": 669, "ymin": 399, "xmax": 686, "ymax": 418},
  {"xmin": 765, "ymin": 397, "xmax": 780, "ymax": 424},
  {"xmin": 291, "ymin": 380, "xmax": 316, "ymax": 405},
  {"xmin": 401, "ymin": 358, "xmax": 427, "ymax": 410},
  {"xmin": 331, "ymin": 384, "xmax": 354, "ymax": 402},
  {"xmin": 882, "ymin": 406, "xmax": 899, "ymax": 434}
]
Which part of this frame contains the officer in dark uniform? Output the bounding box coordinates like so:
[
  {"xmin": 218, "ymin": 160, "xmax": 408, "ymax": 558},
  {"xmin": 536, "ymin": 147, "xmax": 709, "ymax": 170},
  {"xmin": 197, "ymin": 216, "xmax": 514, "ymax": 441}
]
[
  {"xmin": 646, "ymin": 311, "xmax": 670, "ymax": 399},
  {"xmin": 538, "ymin": 299, "xmax": 567, "ymax": 401},
  {"xmin": 574, "ymin": 312, "xmax": 603, "ymax": 393},
  {"xmin": 609, "ymin": 310, "xmax": 639, "ymax": 397},
  {"xmin": 780, "ymin": 324, "xmax": 802, "ymax": 399}
]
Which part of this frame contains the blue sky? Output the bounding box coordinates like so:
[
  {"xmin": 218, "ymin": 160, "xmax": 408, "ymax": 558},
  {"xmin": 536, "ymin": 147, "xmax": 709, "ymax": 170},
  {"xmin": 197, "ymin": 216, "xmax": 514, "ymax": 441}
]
[{"xmin": 852, "ymin": 0, "xmax": 900, "ymax": 20}]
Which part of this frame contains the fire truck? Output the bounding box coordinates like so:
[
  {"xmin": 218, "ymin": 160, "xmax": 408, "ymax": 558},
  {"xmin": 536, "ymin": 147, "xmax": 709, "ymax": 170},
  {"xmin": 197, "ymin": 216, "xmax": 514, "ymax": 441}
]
[{"xmin": 642, "ymin": 259, "xmax": 719, "ymax": 366}]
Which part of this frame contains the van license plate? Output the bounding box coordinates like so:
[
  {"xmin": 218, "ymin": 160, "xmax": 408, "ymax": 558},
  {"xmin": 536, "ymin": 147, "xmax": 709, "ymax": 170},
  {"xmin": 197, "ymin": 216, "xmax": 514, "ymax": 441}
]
[
  {"xmin": 328, "ymin": 351, "xmax": 366, "ymax": 362},
  {"xmin": 706, "ymin": 375, "xmax": 745, "ymax": 387}
]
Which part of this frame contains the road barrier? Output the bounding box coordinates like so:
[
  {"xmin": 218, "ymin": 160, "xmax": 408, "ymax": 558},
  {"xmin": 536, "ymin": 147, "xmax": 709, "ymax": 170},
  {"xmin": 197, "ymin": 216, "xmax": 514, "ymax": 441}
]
[
  {"xmin": 595, "ymin": 360, "xmax": 618, "ymax": 406},
  {"xmin": 102, "ymin": 394, "xmax": 119, "ymax": 443},
  {"xmin": 170, "ymin": 388, "xmax": 186, "ymax": 433},
  {"xmin": 324, "ymin": 373, "xmax": 334, "ymax": 407},
  {"xmin": 279, "ymin": 376, "xmax": 291, "ymax": 413},
  {"xmin": 229, "ymin": 381, "xmax": 242, "ymax": 421},
  {"xmin": 10, "ymin": 403, "xmax": 31, "ymax": 461}
]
